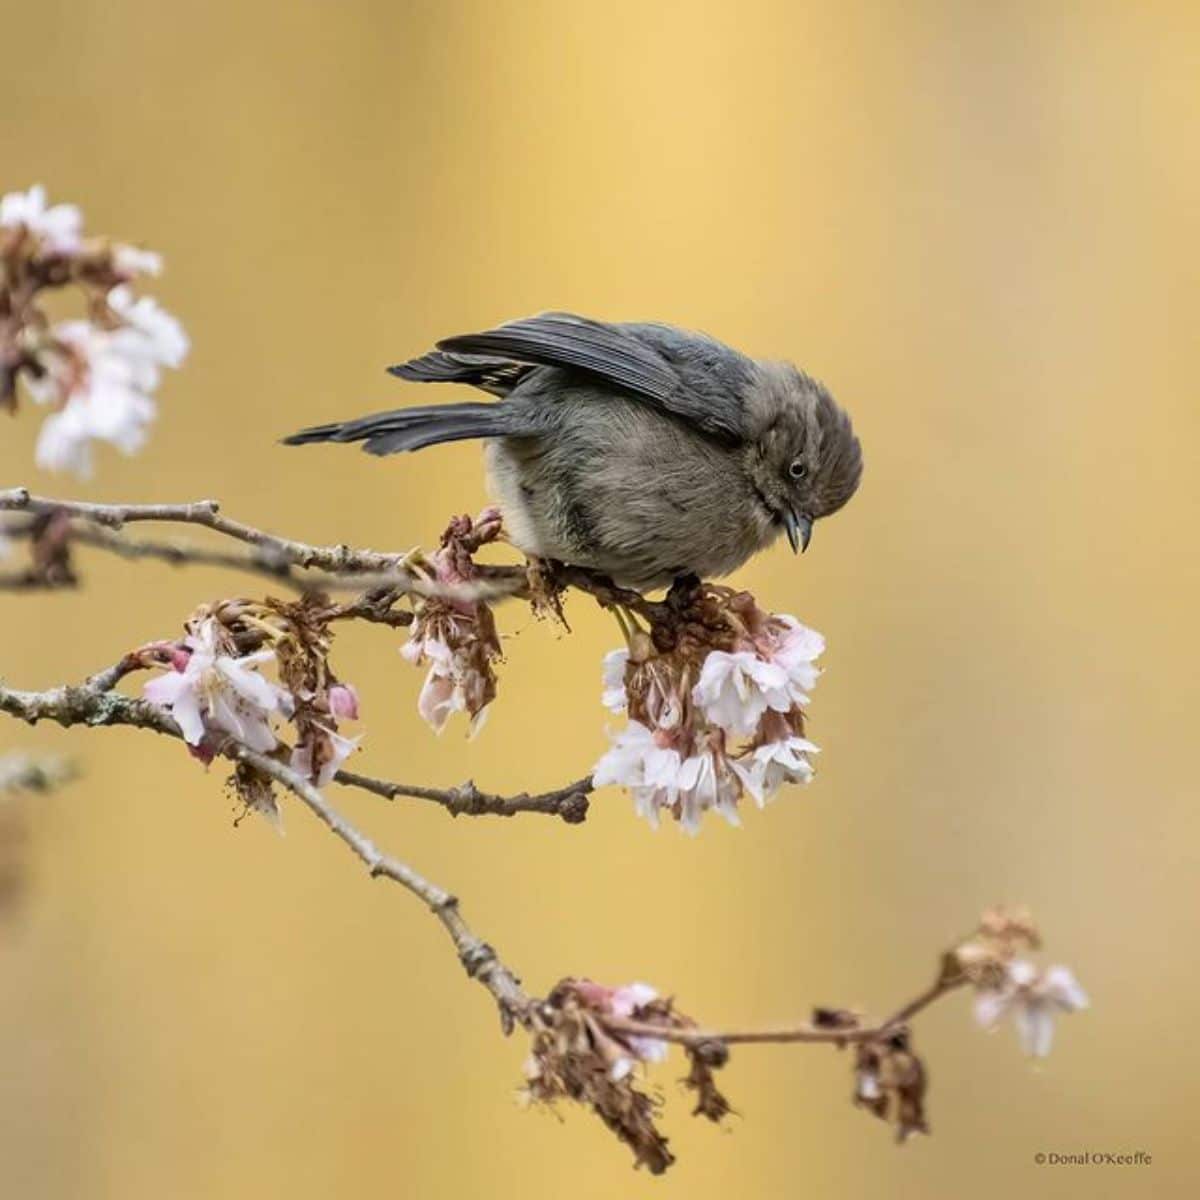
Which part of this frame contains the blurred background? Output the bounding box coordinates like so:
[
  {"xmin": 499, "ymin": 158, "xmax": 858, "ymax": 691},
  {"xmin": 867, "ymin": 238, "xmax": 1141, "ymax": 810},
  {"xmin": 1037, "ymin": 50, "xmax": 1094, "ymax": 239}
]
[{"xmin": 2, "ymin": 0, "xmax": 1197, "ymax": 1195}]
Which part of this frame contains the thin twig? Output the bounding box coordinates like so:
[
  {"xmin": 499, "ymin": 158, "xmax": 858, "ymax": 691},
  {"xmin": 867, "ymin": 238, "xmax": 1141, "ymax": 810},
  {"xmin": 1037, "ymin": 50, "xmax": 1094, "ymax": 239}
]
[
  {"xmin": 335, "ymin": 768, "xmax": 593, "ymax": 823},
  {"xmin": 0, "ymin": 488, "xmax": 404, "ymax": 572},
  {"xmin": 602, "ymin": 977, "xmax": 964, "ymax": 1049}
]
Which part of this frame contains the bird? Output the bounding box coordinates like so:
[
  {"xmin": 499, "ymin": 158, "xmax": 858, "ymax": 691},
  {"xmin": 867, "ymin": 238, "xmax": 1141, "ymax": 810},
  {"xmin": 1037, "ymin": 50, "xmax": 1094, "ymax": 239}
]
[{"xmin": 283, "ymin": 312, "xmax": 862, "ymax": 590}]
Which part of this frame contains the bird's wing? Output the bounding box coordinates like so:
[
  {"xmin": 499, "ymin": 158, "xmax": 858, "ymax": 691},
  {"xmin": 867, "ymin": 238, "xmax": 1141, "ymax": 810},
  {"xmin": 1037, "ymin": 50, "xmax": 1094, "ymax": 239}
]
[
  {"xmin": 387, "ymin": 350, "xmax": 536, "ymax": 398},
  {"xmin": 435, "ymin": 312, "xmax": 746, "ymax": 441}
]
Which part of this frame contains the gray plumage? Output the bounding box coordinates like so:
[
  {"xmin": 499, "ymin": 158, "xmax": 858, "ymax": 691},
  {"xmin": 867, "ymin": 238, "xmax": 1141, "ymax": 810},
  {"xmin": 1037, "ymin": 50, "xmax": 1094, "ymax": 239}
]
[{"xmin": 283, "ymin": 313, "xmax": 863, "ymax": 589}]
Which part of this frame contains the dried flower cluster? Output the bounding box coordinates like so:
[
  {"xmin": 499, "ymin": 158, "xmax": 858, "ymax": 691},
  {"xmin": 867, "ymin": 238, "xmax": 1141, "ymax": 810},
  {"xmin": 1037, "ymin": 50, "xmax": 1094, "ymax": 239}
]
[
  {"xmin": 852, "ymin": 1030, "xmax": 929, "ymax": 1142},
  {"xmin": 1, "ymin": 185, "xmax": 187, "ymax": 476},
  {"xmin": 401, "ymin": 508, "xmax": 504, "ymax": 734},
  {"xmin": 520, "ymin": 978, "xmax": 731, "ymax": 1174},
  {"xmin": 594, "ymin": 580, "xmax": 823, "ymax": 831}
]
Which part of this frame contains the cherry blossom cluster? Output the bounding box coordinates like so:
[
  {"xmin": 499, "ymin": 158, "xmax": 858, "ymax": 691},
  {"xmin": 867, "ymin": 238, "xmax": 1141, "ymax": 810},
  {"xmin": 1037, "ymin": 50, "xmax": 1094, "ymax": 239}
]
[
  {"xmin": 594, "ymin": 583, "xmax": 823, "ymax": 832},
  {"xmin": 138, "ymin": 598, "xmax": 361, "ymax": 823},
  {"xmin": 401, "ymin": 507, "xmax": 503, "ymax": 735},
  {"xmin": 1, "ymin": 185, "xmax": 187, "ymax": 476}
]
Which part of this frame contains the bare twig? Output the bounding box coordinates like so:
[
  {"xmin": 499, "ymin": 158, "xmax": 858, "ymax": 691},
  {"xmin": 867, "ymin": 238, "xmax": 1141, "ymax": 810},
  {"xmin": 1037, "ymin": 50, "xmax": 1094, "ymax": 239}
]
[
  {"xmin": 602, "ymin": 976, "xmax": 964, "ymax": 1049},
  {"xmin": 45, "ymin": 523, "xmax": 307, "ymax": 587},
  {"xmin": 0, "ymin": 488, "xmax": 405, "ymax": 573},
  {"xmin": 335, "ymin": 768, "xmax": 593, "ymax": 823}
]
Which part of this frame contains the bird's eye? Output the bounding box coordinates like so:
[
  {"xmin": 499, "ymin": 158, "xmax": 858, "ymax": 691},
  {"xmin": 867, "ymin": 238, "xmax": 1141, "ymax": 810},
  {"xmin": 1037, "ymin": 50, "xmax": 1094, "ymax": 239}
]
[{"xmin": 788, "ymin": 459, "xmax": 807, "ymax": 480}]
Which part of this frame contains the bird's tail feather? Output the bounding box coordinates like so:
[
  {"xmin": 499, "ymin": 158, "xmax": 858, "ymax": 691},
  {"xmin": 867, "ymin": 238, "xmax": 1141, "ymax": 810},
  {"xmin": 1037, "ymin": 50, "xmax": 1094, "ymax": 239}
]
[{"xmin": 282, "ymin": 402, "xmax": 508, "ymax": 456}]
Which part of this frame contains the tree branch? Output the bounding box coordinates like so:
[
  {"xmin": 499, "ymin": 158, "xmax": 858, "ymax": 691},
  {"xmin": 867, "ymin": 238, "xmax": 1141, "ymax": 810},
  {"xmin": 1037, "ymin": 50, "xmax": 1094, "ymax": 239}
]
[
  {"xmin": 0, "ymin": 488, "xmax": 530, "ymax": 603},
  {"xmin": 0, "ymin": 672, "xmax": 531, "ymax": 1027},
  {"xmin": 0, "ymin": 487, "xmax": 407, "ymax": 573},
  {"xmin": 334, "ymin": 769, "xmax": 593, "ymax": 823},
  {"xmin": 0, "ymin": 488, "xmax": 665, "ymax": 615}
]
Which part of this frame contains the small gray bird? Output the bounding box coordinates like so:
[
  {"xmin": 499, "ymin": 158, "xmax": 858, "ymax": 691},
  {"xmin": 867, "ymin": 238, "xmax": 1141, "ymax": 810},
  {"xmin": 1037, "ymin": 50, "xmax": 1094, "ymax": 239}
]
[{"xmin": 284, "ymin": 313, "xmax": 862, "ymax": 589}]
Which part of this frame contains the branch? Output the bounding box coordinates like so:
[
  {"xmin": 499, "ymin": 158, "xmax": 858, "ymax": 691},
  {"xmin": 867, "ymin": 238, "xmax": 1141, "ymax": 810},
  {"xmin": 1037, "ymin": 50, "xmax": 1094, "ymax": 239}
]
[
  {"xmin": 0, "ymin": 488, "xmax": 663, "ymax": 615},
  {"xmin": 0, "ymin": 668, "xmax": 1084, "ymax": 1168},
  {"xmin": 0, "ymin": 672, "xmax": 530, "ymax": 1027},
  {"xmin": 0, "ymin": 487, "xmax": 537, "ymax": 601},
  {"xmin": 8, "ymin": 519, "xmax": 312, "ymax": 589},
  {"xmin": 0, "ymin": 487, "xmax": 407, "ymax": 573},
  {"xmin": 602, "ymin": 976, "xmax": 962, "ymax": 1049},
  {"xmin": 335, "ymin": 768, "xmax": 593, "ymax": 824}
]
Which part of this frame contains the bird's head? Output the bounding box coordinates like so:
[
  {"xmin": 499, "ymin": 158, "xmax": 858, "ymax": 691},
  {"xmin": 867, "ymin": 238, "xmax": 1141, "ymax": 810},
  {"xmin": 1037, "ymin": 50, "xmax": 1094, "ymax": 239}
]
[{"xmin": 743, "ymin": 363, "xmax": 863, "ymax": 553}]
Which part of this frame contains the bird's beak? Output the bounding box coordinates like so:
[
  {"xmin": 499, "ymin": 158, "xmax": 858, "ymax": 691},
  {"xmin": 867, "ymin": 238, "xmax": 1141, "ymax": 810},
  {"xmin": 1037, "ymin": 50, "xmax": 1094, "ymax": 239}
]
[{"xmin": 782, "ymin": 510, "xmax": 814, "ymax": 554}]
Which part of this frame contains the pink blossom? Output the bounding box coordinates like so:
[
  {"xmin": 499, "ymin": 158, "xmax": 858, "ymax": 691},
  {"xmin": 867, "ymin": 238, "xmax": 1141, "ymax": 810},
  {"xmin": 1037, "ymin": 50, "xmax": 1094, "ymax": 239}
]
[
  {"xmin": 328, "ymin": 683, "xmax": 360, "ymax": 721},
  {"xmin": 142, "ymin": 619, "xmax": 287, "ymax": 754},
  {"xmin": 571, "ymin": 980, "xmax": 670, "ymax": 1079}
]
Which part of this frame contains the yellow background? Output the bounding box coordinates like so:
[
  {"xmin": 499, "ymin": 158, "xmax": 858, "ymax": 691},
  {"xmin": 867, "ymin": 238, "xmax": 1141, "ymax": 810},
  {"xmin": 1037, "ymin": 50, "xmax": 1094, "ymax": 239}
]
[{"xmin": 2, "ymin": 1, "xmax": 1197, "ymax": 1196}]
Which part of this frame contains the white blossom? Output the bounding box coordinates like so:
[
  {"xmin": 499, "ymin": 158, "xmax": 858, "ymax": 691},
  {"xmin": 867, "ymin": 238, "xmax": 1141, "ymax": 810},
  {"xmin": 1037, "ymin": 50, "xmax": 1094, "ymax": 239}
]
[
  {"xmin": 143, "ymin": 619, "xmax": 287, "ymax": 754},
  {"xmin": 732, "ymin": 736, "xmax": 819, "ymax": 806},
  {"xmin": 32, "ymin": 322, "xmax": 157, "ymax": 476},
  {"xmin": 29, "ymin": 288, "xmax": 188, "ymax": 477},
  {"xmin": 594, "ymin": 723, "xmax": 743, "ymax": 834},
  {"xmin": 593, "ymin": 722, "xmax": 675, "ymax": 830},
  {"xmin": 592, "ymin": 720, "xmax": 654, "ymax": 789},
  {"xmin": 692, "ymin": 649, "xmax": 791, "ymax": 736},
  {"xmin": 609, "ymin": 982, "xmax": 669, "ymax": 1074},
  {"xmin": 107, "ymin": 285, "xmax": 189, "ymax": 368},
  {"xmin": 112, "ymin": 244, "xmax": 163, "ymax": 278},
  {"xmin": 769, "ymin": 616, "xmax": 825, "ymax": 704},
  {"xmin": 34, "ymin": 403, "xmax": 98, "ymax": 476},
  {"xmin": 974, "ymin": 960, "xmax": 1089, "ymax": 1058},
  {"xmin": 675, "ymin": 749, "xmax": 742, "ymax": 832},
  {"xmin": 0, "ymin": 185, "xmax": 82, "ymax": 254},
  {"xmin": 601, "ymin": 648, "xmax": 629, "ymax": 713}
]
